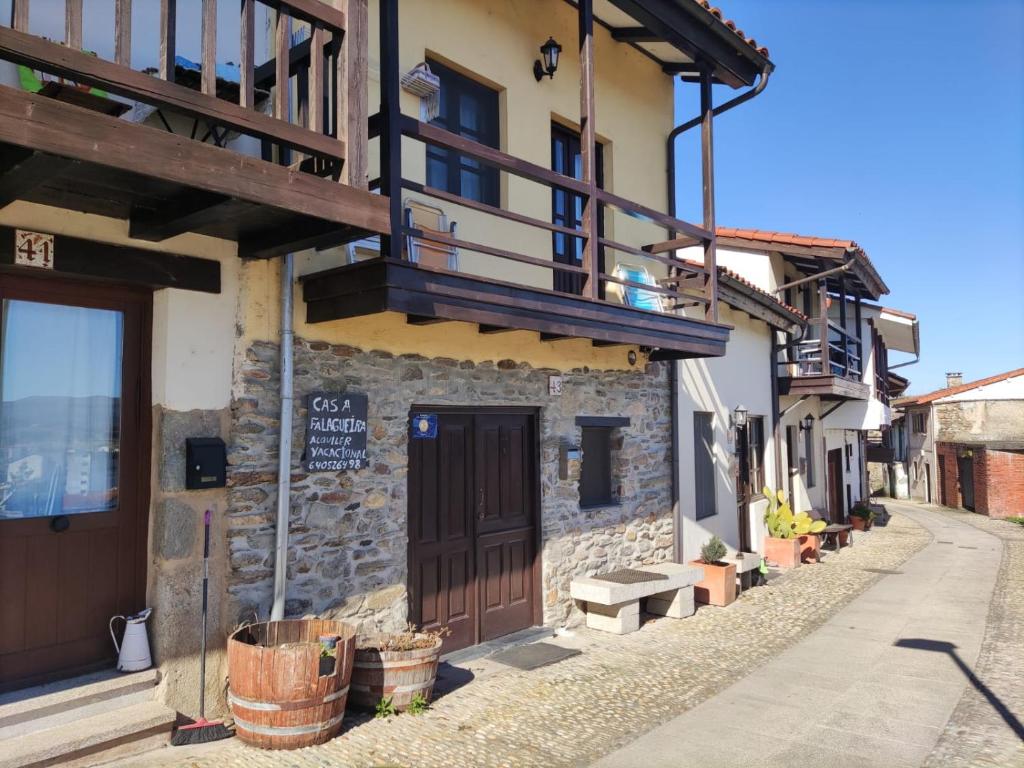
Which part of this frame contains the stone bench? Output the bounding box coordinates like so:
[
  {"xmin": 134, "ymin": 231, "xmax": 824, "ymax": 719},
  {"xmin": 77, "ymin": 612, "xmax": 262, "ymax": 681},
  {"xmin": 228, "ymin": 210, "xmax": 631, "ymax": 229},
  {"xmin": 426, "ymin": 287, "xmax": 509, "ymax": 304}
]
[
  {"xmin": 569, "ymin": 562, "xmax": 704, "ymax": 635},
  {"xmin": 730, "ymin": 551, "xmax": 762, "ymax": 592}
]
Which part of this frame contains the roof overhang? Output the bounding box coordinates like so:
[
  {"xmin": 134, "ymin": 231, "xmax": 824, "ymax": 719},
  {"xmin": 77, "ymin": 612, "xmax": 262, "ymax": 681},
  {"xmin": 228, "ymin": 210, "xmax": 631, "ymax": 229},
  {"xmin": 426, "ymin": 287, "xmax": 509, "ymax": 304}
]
[
  {"xmin": 594, "ymin": 0, "xmax": 773, "ymax": 87},
  {"xmin": 873, "ymin": 307, "xmax": 920, "ymax": 356}
]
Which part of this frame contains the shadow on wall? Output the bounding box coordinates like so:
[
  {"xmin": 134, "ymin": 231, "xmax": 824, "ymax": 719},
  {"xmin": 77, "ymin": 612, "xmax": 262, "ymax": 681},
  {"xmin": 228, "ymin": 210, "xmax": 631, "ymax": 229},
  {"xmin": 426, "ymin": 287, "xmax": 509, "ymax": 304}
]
[{"xmin": 894, "ymin": 638, "xmax": 1024, "ymax": 741}]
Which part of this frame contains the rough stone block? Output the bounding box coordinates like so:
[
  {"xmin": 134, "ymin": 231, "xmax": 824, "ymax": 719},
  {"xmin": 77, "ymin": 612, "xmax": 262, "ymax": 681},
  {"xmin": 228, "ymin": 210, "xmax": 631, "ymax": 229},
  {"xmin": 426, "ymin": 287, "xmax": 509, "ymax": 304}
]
[
  {"xmin": 585, "ymin": 600, "xmax": 640, "ymax": 634},
  {"xmin": 646, "ymin": 585, "xmax": 695, "ymax": 619},
  {"xmin": 152, "ymin": 498, "xmax": 198, "ymax": 560}
]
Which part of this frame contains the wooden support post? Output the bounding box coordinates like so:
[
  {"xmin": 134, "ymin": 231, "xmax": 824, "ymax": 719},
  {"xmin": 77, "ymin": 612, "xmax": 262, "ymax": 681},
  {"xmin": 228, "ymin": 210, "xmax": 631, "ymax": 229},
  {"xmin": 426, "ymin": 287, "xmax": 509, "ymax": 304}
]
[
  {"xmin": 239, "ymin": 0, "xmax": 254, "ymax": 106},
  {"xmin": 11, "ymin": 0, "xmax": 28, "ymax": 33},
  {"xmin": 578, "ymin": 0, "xmax": 599, "ymax": 299},
  {"xmin": 700, "ymin": 69, "xmax": 718, "ymax": 322},
  {"xmin": 65, "ymin": 0, "xmax": 83, "ymax": 49},
  {"xmin": 159, "ymin": 0, "xmax": 176, "ymax": 81},
  {"xmin": 201, "ymin": 0, "xmax": 216, "ymax": 96},
  {"xmin": 308, "ymin": 23, "xmax": 325, "ymax": 134},
  {"xmin": 340, "ymin": 0, "xmax": 368, "ymax": 188},
  {"xmin": 818, "ymin": 278, "xmax": 829, "ymax": 375},
  {"xmin": 114, "ymin": 0, "xmax": 131, "ymax": 67},
  {"xmin": 854, "ymin": 294, "xmax": 863, "ymax": 377},
  {"xmin": 379, "ymin": 0, "xmax": 403, "ymax": 257},
  {"xmin": 274, "ymin": 9, "xmax": 291, "ymax": 121},
  {"xmin": 838, "ymin": 273, "xmax": 848, "ymax": 376}
]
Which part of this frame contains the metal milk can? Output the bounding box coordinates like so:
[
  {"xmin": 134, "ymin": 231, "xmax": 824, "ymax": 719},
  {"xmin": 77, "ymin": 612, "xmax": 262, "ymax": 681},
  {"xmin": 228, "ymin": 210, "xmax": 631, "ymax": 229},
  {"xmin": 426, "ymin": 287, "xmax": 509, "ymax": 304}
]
[{"xmin": 109, "ymin": 608, "xmax": 153, "ymax": 672}]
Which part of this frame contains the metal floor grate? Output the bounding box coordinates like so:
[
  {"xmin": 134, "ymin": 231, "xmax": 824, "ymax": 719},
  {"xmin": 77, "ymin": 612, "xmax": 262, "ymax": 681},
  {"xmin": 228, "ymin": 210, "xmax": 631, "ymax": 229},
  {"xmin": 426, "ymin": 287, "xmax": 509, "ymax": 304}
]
[{"xmin": 591, "ymin": 568, "xmax": 669, "ymax": 584}]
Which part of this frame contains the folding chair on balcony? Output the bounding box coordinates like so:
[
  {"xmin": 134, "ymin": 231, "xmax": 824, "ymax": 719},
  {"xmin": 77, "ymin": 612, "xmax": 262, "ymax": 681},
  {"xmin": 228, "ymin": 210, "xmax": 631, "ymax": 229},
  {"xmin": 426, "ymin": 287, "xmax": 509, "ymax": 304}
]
[
  {"xmin": 610, "ymin": 263, "xmax": 668, "ymax": 313},
  {"xmin": 402, "ymin": 198, "xmax": 459, "ymax": 271}
]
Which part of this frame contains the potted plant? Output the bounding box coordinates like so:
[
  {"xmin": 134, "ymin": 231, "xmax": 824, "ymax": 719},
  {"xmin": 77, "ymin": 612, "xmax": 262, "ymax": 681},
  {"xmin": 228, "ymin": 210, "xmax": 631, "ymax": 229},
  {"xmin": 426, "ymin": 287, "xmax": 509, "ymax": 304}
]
[
  {"xmin": 849, "ymin": 502, "xmax": 876, "ymax": 531},
  {"xmin": 690, "ymin": 535, "xmax": 736, "ymax": 607},
  {"xmin": 762, "ymin": 487, "xmax": 826, "ymax": 569},
  {"xmin": 349, "ymin": 625, "xmax": 449, "ymax": 713}
]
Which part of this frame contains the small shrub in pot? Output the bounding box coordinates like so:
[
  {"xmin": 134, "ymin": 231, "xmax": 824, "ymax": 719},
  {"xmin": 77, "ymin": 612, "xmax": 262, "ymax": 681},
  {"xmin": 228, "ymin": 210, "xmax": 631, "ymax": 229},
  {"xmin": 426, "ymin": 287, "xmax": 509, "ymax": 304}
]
[{"xmin": 691, "ymin": 535, "xmax": 736, "ymax": 607}]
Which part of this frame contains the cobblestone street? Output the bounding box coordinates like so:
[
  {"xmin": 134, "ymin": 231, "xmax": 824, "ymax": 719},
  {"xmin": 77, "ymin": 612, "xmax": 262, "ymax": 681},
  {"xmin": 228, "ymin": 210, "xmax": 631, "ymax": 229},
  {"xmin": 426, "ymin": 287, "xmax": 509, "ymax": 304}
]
[{"xmin": 155, "ymin": 505, "xmax": 932, "ymax": 768}]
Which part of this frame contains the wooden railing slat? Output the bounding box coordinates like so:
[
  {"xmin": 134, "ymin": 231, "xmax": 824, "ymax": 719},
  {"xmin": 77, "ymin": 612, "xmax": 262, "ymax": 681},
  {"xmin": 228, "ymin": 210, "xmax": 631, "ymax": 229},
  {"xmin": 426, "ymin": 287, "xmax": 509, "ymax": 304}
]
[
  {"xmin": 240, "ymin": 0, "xmax": 255, "ymax": 107},
  {"xmin": 114, "ymin": 0, "xmax": 131, "ymax": 67},
  {"xmin": 275, "ymin": 10, "xmax": 291, "ymax": 121},
  {"xmin": 159, "ymin": 0, "xmax": 176, "ymax": 81},
  {"xmin": 11, "ymin": 0, "xmax": 28, "ymax": 33},
  {"xmin": 201, "ymin": 0, "xmax": 217, "ymax": 96},
  {"xmin": 65, "ymin": 0, "xmax": 83, "ymax": 49},
  {"xmin": 405, "ymin": 227, "xmax": 588, "ymax": 275},
  {"xmin": 308, "ymin": 23, "xmax": 324, "ymax": 133},
  {"xmin": 340, "ymin": 0, "xmax": 367, "ymax": 187}
]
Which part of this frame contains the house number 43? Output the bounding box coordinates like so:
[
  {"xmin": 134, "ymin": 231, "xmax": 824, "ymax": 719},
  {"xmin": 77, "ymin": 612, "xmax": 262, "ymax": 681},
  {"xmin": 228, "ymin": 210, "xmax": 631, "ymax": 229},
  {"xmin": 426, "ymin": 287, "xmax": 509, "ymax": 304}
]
[{"xmin": 15, "ymin": 230, "xmax": 55, "ymax": 269}]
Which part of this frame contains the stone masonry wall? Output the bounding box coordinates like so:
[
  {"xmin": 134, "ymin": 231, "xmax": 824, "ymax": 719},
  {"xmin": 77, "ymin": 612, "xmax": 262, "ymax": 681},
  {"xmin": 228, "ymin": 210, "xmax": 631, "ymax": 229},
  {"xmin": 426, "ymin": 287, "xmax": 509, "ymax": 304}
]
[
  {"xmin": 224, "ymin": 338, "xmax": 674, "ymax": 633},
  {"xmin": 935, "ymin": 400, "xmax": 1024, "ymax": 444}
]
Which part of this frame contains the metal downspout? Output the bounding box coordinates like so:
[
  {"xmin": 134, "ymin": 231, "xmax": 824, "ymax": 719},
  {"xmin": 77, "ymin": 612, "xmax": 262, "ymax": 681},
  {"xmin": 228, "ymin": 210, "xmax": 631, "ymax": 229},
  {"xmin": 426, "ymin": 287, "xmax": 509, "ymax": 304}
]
[
  {"xmin": 666, "ymin": 68, "xmax": 771, "ymax": 223},
  {"xmin": 271, "ymin": 253, "xmax": 295, "ymax": 622}
]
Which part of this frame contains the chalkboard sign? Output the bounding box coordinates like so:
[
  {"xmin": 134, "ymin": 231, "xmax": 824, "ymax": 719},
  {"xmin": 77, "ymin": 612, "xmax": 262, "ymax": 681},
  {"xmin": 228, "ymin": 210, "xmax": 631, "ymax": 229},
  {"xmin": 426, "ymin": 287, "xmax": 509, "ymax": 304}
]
[{"xmin": 302, "ymin": 392, "xmax": 368, "ymax": 472}]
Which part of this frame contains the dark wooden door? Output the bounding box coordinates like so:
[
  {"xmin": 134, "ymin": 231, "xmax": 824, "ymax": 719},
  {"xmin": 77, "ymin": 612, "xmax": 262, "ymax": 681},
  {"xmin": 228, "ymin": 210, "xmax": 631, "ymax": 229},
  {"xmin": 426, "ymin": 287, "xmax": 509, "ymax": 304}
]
[
  {"xmin": 734, "ymin": 425, "xmax": 751, "ymax": 552},
  {"xmin": 957, "ymin": 455, "xmax": 975, "ymax": 511},
  {"xmin": 827, "ymin": 448, "xmax": 845, "ymax": 523},
  {"xmin": 0, "ymin": 274, "xmax": 150, "ymax": 691},
  {"xmin": 938, "ymin": 456, "xmax": 947, "ymax": 506},
  {"xmin": 408, "ymin": 410, "xmax": 537, "ymax": 654}
]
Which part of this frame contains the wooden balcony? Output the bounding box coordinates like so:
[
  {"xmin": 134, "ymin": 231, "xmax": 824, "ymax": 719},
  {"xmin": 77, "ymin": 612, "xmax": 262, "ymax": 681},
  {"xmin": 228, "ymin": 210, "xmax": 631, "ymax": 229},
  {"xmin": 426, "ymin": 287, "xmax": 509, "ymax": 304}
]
[{"xmin": 0, "ymin": 0, "xmax": 388, "ymax": 259}]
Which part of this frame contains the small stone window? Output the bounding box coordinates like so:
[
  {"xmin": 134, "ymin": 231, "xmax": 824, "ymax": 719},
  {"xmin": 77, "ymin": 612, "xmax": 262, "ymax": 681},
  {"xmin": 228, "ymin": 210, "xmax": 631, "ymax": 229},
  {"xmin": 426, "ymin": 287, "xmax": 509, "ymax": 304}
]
[{"xmin": 576, "ymin": 416, "xmax": 629, "ymax": 509}]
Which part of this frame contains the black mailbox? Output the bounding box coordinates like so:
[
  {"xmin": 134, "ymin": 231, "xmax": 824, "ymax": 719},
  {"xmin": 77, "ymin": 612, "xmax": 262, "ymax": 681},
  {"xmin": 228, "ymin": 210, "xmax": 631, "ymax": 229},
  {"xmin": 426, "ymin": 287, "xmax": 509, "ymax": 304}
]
[{"xmin": 185, "ymin": 437, "xmax": 227, "ymax": 490}]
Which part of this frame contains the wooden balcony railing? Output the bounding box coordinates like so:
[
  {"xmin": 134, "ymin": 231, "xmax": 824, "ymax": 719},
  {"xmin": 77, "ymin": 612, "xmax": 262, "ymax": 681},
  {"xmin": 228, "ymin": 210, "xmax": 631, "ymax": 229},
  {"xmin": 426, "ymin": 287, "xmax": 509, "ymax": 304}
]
[
  {"xmin": 1, "ymin": 0, "xmax": 366, "ymax": 186},
  {"xmin": 781, "ymin": 325, "xmax": 862, "ymax": 380},
  {"xmin": 394, "ymin": 117, "xmax": 714, "ymax": 318}
]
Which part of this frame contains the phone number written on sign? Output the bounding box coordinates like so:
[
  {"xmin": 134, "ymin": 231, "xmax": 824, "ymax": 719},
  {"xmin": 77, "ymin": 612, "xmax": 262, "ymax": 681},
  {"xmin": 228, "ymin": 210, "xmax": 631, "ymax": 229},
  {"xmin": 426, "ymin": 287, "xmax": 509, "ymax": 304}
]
[{"xmin": 303, "ymin": 392, "xmax": 369, "ymax": 472}]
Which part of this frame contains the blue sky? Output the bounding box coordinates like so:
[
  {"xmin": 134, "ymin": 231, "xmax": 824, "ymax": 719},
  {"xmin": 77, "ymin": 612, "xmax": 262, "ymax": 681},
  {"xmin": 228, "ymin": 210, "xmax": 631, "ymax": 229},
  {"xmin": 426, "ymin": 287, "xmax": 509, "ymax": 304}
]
[{"xmin": 673, "ymin": 0, "xmax": 1024, "ymax": 393}]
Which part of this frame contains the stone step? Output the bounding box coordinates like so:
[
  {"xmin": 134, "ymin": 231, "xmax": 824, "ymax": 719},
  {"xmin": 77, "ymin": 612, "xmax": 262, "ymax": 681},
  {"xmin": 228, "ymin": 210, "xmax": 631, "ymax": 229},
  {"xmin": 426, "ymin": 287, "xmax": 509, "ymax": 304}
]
[
  {"xmin": 0, "ymin": 700, "xmax": 176, "ymax": 768},
  {"xmin": 0, "ymin": 669, "xmax": 159, "ymax": 730},
  {"xmin": 0, "ymin": 689, "xmax": 154, "ymax": 742}
]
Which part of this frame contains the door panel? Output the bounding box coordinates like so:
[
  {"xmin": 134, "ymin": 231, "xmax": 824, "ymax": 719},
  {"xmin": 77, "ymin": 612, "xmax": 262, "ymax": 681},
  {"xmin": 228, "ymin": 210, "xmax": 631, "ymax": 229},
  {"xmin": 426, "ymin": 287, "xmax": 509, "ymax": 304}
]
[
  {"xmin": 409, "ymin": 410, "xmax": 537, "ymax": 654},
  {"xmin": 827, "ymin": 449, "xmax": 845, "ymax": 523},
  {"xmin": 0, "ymin": 275, "xmax": 149, "ymax": 690},
  {"xmin": 957, "ymin": 456, "xmax": 975, "ymax": 511}
]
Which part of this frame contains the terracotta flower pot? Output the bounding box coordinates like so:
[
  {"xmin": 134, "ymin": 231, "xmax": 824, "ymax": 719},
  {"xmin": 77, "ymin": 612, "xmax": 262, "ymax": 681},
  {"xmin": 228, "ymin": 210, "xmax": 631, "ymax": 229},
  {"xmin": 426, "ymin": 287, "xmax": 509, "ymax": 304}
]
[
  {"xmin": 838, "ymin": 529, "xmax": 850, "ymax": 547},
  {"xmin": 849, "ymin": 515, "xmax": 868, "ymax": 531},
  {"xmin": 798, "ymin": 533, "xmax": 821, "ymax": 564},
  {"xmin": 763, "ymin": 536, "xmax": 801, "ymax": 569},
  {"xmin": 690, "ymin": 559, "xmax": 737, "ymax": 607}
]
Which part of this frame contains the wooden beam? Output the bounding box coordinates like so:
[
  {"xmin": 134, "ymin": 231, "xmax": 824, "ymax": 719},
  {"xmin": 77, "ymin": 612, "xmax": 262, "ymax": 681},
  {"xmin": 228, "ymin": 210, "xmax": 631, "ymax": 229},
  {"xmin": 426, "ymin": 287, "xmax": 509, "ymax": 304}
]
[
  {"xmin": 579, "ymin": 0, "xmax": 599, "ymax": 300},
  {"xmin": 340, "ymin": 0, "xmax": 368, "ymax": 188},
  {"xmin": 129, "ymin": 192, "xmax": 237, "ymax": 241},
  {"xmin": 379, "ymin": 0, "xmax": 402, "ymax": 257},
  {"xmin": 0, "ymin": 84, "xmax": 388, "ymax": 234},
  {"xmin": 308, "ymin": 23, "xmax": 325, "ymax": 134},
  {"xmin": 274, "ymin": 9, "xmax": 290, "ymax": 122},
  {"xmin": 0, "ymin": 26, "xmax": 344, "ymax": 162},
  {"xmin": 0, "ymin": 225, "xmax": 220, "ymax": 293},
  {"xmin": 407, "ymin": 315, "xmax": 447, "ymax": 326},
  {"xmin": 610, "ymin": 27, "xmax": 659, "ymax": 42},
  {"xmin": 479, "ymin": 324, "xmax": 515, "ymax": 334},
  {"xmin": 239, "ymin": 0, "xmax": 254, "ymax": 106},
  {"xmin": 818, "ymin": 278, "xmax": 829, "ymax": 375},
  {"xmin": 0, "ymin": 148, "xmax": 74, "ymax": 207},
  {"xmin": 238, "ymin": 220, "xmax": 364, "ymax": 259},
  {"xmin": 11, "ymin": 0, "xmax": 29, "ymax": 32},
  {"xmin": 700, "ymin": 69, "xmax": 717, "ymax": 323},
  {"xmin": 540, "ymin": 332, "xmax": 571, "ymax": 342},
  {"xmin": 260, "ymin": 0, "xmax": 345, "ymax": 30},
  {"xmin": 159, "ymin": 0, "xmax": 176, "ymax": 81},
  {"xmin": 644, "ymin": 235, "xmax": 702, "ymax": 254},
  {"xmin": 201, "ymin": 0, "xmax": 217, "ymax": 96}
]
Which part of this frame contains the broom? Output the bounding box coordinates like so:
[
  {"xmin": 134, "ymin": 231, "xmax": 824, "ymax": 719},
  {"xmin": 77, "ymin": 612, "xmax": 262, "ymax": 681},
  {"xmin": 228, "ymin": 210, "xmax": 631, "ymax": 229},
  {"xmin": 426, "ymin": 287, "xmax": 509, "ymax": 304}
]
[{"xmin": 172, "ymin": 510, "xmax": 233, "ymax": 746}]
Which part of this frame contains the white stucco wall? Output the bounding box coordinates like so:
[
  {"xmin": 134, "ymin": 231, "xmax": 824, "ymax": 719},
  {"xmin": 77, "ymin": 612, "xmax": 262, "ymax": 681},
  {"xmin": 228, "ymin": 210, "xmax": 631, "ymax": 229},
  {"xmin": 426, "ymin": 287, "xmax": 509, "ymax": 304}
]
[
  {"xmin": 936, "ymin": 374, "xmax": 1024, "ymax": 402},
  {"xmin": 675, "ymin": 306, "xmax": 778, "ymax": 562},
  {"xmin": 779, "ymin": 396, "xmax": 826, "ymax": 514}
]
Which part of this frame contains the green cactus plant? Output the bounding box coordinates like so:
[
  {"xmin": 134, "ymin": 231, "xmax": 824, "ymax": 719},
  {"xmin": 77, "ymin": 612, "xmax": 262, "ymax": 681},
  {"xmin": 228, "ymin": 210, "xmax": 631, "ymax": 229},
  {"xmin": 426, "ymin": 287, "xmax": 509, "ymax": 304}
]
[{"xmin": 763, "ymin": 487, "xmax": 826, "ymax": 539}]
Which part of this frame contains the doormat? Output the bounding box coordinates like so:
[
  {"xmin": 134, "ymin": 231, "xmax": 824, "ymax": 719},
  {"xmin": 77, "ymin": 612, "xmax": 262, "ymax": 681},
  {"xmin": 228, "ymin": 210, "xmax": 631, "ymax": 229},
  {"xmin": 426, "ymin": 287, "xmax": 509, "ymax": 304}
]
[
  {"xmin": 591, "ymin": 568, "xmax": 669, "ymax": 584},
  {"xmin": 489, "ymin": 642, "xmax": 581, "ymax": 671},
  {"xmin": 862, "ymin": 568, "xmax": 904, "ymax": 575}
]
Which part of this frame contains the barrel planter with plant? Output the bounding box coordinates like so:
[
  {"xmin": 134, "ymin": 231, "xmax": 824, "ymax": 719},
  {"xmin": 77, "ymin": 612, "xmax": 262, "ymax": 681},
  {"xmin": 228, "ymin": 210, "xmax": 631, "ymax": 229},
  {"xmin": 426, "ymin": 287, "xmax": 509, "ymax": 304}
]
[
  {"xmin": 762, "ymin": 487, "xmax": 826, "ymax": 569},
  {"xmin": 350, "ymin": 628, "xmax": 445, "ymax": 713},
  {"xmin": 690, "ymin": 535, "xmax": 736, "ymax": 606},
  {"xmin": 227, "ymin": 618, "xmax": 356, "ymax": 750}
]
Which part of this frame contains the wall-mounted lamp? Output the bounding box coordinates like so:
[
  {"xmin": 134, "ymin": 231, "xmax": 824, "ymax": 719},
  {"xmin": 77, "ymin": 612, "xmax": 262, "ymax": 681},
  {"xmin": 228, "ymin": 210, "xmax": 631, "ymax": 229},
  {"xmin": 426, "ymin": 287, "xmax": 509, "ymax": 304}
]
[
  {"xmin": 730, "ymin": 404, "xmax": 748, "ymax": 430},
  {"xmin": 800, "ymin": 414, "xmax": 815, "ymax": 432},
  {"xmin": 533, "ymin": 37, "xmax": 562, "ymax": 81},
  {"xmin": 627, "ymin": 350, "xmax": 637, "ymax": 366}
]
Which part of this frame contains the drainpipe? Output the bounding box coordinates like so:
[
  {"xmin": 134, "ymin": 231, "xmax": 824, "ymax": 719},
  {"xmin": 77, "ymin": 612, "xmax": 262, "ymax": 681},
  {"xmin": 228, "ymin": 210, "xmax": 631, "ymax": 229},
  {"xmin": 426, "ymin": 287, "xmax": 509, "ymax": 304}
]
[
  {"xmin": 271, "ymin": 253, "xmax": 295, "ymax": 622},
  {"xmin": 666, "ymin": 68, "xmax": 771, "ymax": 225},
  {"xmin": 670, "ymin": 360, "xmax": 682, "ymax": 563}
]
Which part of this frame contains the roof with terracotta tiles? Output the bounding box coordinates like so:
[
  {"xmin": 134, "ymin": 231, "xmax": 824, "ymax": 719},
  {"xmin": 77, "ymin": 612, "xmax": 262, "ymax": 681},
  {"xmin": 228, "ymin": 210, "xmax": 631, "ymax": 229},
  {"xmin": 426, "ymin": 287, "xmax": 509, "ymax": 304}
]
[
  {"xmin": 894, "ymin": 368, "xmax": 1024, "ymax": 407},
  {"xmin": 715, "ymin": 226, "xmax": 889, "ymax": 298},
  {"xmin": 680, "ymin": 258, "xmax": 806, "ymax": 323},
  {"xmin": 691, "ymin": 1, "xmax": 770, "ymax": 58}
]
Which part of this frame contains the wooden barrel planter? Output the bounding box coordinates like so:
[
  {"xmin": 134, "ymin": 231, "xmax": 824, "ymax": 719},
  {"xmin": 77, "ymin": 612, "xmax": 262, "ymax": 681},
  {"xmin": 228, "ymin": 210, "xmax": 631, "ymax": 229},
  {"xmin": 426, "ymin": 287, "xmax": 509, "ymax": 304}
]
[
  {"xmin": 349, "ymin": 633, "xmax": 443, "ymax": 711},
  {"xmin": 227, "ymin": 619, "xmax": 356, "ymax": 750}
]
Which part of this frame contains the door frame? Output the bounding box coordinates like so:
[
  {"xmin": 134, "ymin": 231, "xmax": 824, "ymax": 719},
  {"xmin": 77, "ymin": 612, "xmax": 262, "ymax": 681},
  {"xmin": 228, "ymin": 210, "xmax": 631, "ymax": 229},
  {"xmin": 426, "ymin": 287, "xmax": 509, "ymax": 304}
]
[
  {"xmin": 0, "ymin": 270, "xmax": 153, "ymax": 690},
  {"xmin": 406, "ymin": 405, "xmax": 543, "ymax": 643},
  {"xmin": 826, "ymin": 448, "xmax": 845, "ymax": 524}
]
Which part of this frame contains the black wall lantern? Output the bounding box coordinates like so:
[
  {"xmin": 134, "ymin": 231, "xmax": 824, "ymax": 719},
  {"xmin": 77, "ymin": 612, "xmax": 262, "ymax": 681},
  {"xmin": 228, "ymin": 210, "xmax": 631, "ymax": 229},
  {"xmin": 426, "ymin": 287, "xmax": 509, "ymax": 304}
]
[
  {"xmin": 800, "ymin": 414, "xmax": 815, "ymax": 432},
  {"xmin": 534, "ymin": 37, "xmax": 562, "ymax": 81},
  {"xmin": 730, "ymin": 404, "xmax": 749, "ymax": 430}
]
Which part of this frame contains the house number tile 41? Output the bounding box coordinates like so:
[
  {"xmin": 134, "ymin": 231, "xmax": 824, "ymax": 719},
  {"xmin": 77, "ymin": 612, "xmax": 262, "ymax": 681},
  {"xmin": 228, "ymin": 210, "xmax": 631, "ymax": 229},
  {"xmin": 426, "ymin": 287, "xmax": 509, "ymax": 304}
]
[{"xmin": 14, "ymin": 230, "xmax": 55, "ymax": 269}]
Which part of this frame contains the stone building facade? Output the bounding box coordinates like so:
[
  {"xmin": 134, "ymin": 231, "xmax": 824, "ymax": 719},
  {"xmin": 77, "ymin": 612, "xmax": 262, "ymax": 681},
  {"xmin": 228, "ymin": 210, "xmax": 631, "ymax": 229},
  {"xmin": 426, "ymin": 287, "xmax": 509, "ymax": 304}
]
[{"xmin": 224, "ymin": 336, "xmax": 675, "ymax": 634}]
